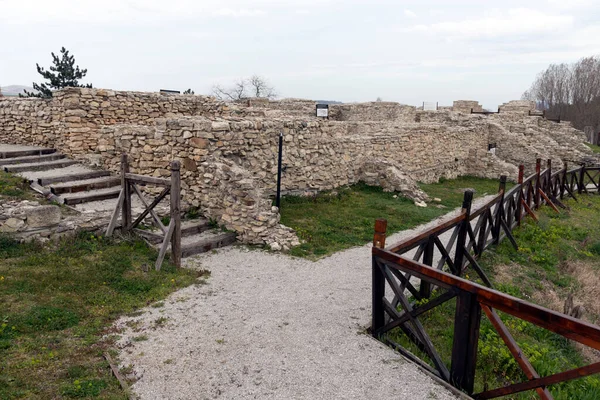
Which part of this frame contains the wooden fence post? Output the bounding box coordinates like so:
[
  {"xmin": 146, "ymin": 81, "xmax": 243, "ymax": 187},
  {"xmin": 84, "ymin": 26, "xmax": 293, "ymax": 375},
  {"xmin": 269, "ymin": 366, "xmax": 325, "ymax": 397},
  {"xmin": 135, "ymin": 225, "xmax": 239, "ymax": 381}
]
[
  {"xmin": 450, "ymin": 291, "xmax": 482, "ymax": 394},
  {"xmin": 578, "ymin": 164, "xmax": 585, "ymax": 194},
  {"xmin": 453, "ymin": 190, "xmax": 473, "ymax": 276},
  {"xmin": 493, "ymin": 176, "xmax": 507, "ymax": 244},
  {"xmin": 546, "ymin": 159, "xmax": 552, "ymax": 194},
  {"xmin": 420, "ymin": 237, "xmax": 434, "ymax": 298},
  {"xmin": 121, "ymin": 153, "xmax": 131, "ymax": 232},
  {"xmin": 372, "ymin": 219, "xmax": 387, "ymax": 336},
  {"xmin": 516, "ymin": 165, "xmax": 524, "ymax": 226},
  {"xmin": 535, "ymin": 158, "xmax": 541, "ymax": 209},
  {"xmin": 561, "ymin": 162, "xmax": 567, "ymax": 200},
  {"xmin": 170, "ymin": 160, "xmax": 181, "ymax": 268}
]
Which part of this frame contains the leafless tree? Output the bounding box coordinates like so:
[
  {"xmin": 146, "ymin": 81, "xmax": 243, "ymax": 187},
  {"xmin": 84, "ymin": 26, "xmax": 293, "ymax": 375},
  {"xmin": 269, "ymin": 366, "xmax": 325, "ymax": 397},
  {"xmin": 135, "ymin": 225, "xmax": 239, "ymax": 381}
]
[
  {"xmin": 248, "ymin": 75, "xmax": 276, "ymax": 99},
  {"xmin": 523, "ymin": 55, "xmax": 600, "ymax": 131},
  {"xmin": 211, "ymin": 75, "xmax": 276, "ymax": 101}
]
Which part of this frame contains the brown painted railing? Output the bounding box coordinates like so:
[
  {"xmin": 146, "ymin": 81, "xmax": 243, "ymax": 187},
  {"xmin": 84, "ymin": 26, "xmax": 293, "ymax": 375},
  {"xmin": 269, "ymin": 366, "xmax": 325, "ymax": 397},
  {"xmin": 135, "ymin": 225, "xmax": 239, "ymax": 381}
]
[{"xmin": 371, "ymin": 158, "xmax": 600, "ymax": 399}]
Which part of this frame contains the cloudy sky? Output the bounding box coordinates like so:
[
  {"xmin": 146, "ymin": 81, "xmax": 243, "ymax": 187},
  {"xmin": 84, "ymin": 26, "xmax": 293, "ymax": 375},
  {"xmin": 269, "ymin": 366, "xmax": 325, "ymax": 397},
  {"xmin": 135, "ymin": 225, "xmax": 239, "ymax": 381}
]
[{"xmin": 1, "ymin": 0, "xmax": 600, "ymax": 108}]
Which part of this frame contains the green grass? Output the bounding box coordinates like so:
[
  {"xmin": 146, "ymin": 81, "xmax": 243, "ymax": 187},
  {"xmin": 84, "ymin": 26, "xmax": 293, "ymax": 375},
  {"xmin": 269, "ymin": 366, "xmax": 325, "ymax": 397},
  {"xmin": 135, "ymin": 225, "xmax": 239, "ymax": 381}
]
[
  {"xmin": 280, "ymin": 177, "xmax": 505, "ymax": 258},
  {"xmin": 585, "ymin": 143, "xmax": 600, "ymax": 154},
  {"xmin": 0, "ymin": 233, "xmax": 202, "ymax": 399},
  {"xmin": 0, "ymin": 171, "xmax": 38, "ymax": 200},
  {"xmin": 386, "ymin": 195, "xmax": 600, "ymax": 399}
]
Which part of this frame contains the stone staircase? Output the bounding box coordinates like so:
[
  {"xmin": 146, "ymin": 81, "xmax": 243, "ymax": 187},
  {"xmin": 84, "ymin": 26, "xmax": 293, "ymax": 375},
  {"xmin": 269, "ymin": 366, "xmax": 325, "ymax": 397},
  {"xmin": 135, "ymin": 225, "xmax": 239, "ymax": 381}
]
[{"xmin": 0, "ymin": 145, "xmax": 235, "ymax": 257}]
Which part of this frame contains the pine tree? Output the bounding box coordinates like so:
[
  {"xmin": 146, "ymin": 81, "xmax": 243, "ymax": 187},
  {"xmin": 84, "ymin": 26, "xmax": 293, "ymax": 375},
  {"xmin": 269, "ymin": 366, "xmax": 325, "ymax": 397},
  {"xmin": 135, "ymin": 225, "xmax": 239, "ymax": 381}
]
[{"xmin": 22, "ymin": 47, "xmax": 92, "ymax": 98}]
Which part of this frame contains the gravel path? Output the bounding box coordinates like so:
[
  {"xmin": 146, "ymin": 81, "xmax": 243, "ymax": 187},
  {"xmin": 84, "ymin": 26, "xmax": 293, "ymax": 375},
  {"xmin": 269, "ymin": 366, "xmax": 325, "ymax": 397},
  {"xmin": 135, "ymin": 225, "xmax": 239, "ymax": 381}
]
[{"xmin": 113, "ymin": 199, "xmax": 497, "ymax": 399}]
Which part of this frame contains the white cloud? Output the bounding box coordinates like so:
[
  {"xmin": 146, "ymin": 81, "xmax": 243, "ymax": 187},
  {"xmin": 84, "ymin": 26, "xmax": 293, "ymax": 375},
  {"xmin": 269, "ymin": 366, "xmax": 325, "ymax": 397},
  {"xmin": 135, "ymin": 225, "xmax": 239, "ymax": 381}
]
[
  {"xmin": 412, "ymin": 8, "xmax": 573, "ymax": 39},
  {"xmin": 404, "ymin": 9, "xmax": 417, "ymax": 19}
]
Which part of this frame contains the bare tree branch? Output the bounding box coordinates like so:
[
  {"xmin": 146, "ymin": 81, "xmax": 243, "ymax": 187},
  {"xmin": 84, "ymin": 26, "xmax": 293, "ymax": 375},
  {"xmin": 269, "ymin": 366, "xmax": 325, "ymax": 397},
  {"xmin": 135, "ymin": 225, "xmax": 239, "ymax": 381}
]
[{"xmin": 211, "ymin": 75, "xmax": 276, "ymax": 101}]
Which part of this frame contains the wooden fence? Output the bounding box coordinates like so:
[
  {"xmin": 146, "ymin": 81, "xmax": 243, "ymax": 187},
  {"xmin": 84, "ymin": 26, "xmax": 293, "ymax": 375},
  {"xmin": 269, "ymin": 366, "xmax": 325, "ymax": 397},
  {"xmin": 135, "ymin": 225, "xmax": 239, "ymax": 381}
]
[
  {"xmin": 106, "ymin": 153, "xmax": 181, "ymax": 270},
  {"xmin": 372, "ymin": 159, "xmax": 600, "ymax": 399}
]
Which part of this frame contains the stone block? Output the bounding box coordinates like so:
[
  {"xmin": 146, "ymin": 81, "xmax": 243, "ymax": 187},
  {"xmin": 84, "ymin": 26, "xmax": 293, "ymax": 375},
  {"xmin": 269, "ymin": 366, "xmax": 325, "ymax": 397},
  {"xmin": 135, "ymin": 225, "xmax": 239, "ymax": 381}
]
[{"xmin": 16, "ymin": 205, "xmax": 62, "ymax": 229}]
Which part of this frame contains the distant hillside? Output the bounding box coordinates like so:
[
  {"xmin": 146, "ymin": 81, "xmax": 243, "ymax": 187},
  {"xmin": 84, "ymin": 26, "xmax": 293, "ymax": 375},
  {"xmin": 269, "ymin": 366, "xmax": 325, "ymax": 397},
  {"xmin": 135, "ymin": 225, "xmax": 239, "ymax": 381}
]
[{"xmin": 1, "ymin": 85, "xmax": 35, "ymax": 97}]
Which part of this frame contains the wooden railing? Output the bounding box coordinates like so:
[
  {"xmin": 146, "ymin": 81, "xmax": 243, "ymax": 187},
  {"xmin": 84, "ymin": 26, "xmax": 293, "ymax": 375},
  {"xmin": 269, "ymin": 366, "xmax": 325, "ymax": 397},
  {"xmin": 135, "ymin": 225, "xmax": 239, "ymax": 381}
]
[
  {"xmin": 371, "ymin": 158, "xmax": 600, "ymax": 399},
  {"xmin": 106, "ymin": 153, "xmax": 181, "ymax": 270}
]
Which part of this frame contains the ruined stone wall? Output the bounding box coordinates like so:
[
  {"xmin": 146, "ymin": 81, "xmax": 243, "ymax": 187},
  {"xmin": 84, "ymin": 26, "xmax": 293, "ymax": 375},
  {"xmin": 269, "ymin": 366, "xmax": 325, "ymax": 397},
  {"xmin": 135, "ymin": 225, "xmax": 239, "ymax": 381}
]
[
  {"xmin": 93, "ymin": 114, "xmax": 521, "ymax": 247},
  {"xmin": 0, "ymin": 97, "xmax": 63, "ymax": 148},
  {"xmin": 329, "ymin": 102, "xmax": 417, "ymax": 122},
  {"xmin": 0, "ymin": 87, "xmax": 234, "ymax": 157},
  {"xmin": 0, "ymin": 89, "xmax": 595, "ymax": 248},
  {"xmin": 452, "ymin": 100, "xmax": 483, "ymax": 113}
]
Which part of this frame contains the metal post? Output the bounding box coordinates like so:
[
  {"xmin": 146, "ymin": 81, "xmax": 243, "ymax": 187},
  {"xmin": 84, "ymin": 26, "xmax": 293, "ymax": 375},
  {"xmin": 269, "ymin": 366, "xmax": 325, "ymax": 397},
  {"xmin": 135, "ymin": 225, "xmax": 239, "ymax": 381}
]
[{"xmin": 276, "ymin": 132, "xmax": 283, "ymax": 209}]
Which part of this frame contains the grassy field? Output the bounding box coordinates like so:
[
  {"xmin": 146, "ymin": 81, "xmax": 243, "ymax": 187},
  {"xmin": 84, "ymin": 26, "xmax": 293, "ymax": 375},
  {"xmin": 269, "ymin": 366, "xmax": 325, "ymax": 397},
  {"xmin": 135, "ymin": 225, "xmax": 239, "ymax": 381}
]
[
  {"xmin": 0, "ymin": 234, "xmax": 202, "ymax": 399},
  {"xmin": 280, "ymin": 176, "xmax": 505, "ymax": 258},
  {"xmin": 387, "ymin": 195, "xmax": 600, "ymax": 399},
  {"xmin": 0, "ymin": 170, "xmax": 203, "ymax": 399}
]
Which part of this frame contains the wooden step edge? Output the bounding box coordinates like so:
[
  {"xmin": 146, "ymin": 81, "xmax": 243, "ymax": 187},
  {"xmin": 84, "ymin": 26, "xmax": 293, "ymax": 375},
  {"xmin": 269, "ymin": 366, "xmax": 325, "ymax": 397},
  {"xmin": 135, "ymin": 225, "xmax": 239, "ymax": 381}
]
[
  {"xmin": 63, "ymin": 188, "xmax": 121, "ymax": 205},
  {"xmin": 181, "ymin": 232, "xmax": 237, "ymax": 258},
  {"xmin": 50, "ymin": 177, "xmax": 121, "ymax": 195},
  {"xmin": 0, "ymin": 153, "xmax": 66, "ymax": 166},
  {"xmin": 4, "ymin": 160, "xmax": 79, "ymax": 173},
  {"xmin": 38, "ymin": 170, "xmax": 112, "ymax": 186},
  {"xmin": 133, "ymin": 228, "xmax": 164, "ymax": 245},
  {"xmin": 181, "ymin": 220, "xmax": 211, "ymax": 236},
  {"xmin": 0, "ymin": 148, "xmax": 56, "ymax": 159}
]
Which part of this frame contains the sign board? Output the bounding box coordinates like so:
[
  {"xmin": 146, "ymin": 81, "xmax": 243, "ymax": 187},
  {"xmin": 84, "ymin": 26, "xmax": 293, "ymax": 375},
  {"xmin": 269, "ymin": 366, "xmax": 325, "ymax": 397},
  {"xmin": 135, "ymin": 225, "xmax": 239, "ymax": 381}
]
[{"xmin": 316, "ymin": 104, "xmax": 329, "ymax": 118}]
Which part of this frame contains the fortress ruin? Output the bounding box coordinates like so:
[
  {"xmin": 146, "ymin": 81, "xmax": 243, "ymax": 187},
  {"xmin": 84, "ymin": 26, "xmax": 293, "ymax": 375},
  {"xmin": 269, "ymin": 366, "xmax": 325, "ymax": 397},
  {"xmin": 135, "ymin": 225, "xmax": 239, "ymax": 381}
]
[{"xmin": 0, "ymin": 89, "xmax": 594, "ymax": 248}]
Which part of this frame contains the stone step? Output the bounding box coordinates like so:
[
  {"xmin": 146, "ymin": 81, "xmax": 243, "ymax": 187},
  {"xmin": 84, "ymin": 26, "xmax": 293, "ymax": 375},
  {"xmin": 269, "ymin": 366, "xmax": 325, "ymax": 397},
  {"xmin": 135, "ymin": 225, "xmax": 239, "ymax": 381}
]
[
  {"xmin": 0, "ymin": 148, "xmax": 56, "ymax": 159},
  {"xmin": 4, "ymin": 159, "xmax": 79, "ymax": 173},
  {"xmin": 134, "ymin": 219, "xmax": 212, "ymax": 244},
  {"xmin": 0, "ymin": 153, "xmax": 66, "ymax": 166},
  {"xmin": 38, "ymin": 170, "xmax": 112, "ymax": 186},
  {"xmin": 181, "ymin": 231, "xmax": 237, "ymax": 258},
  {"xmin": 50, "ymin": 176, "xmax": 121, "ymax": 195},
  {"xmin": 152, "ymin": 230, "xmax": 236, "ymax": 257},
  {"xmin": 61, "ymin": 186, "xmax": 121, "ymax": 205}
]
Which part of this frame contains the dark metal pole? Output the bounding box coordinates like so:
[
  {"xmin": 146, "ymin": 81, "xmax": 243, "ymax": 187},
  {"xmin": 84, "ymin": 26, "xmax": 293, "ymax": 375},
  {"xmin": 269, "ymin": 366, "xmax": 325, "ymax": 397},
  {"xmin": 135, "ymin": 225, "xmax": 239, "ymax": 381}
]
[{"xmin": 276, "ymin": 132, "xmax": 283, "ymax": 209}]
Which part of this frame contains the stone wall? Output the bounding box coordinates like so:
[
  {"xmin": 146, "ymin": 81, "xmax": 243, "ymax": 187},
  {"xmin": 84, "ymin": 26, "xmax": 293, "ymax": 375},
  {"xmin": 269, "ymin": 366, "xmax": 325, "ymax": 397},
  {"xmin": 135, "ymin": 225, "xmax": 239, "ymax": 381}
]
[
  {"xmin": 0, "ymin": 97, "xmax": 62, "ymax": 148},
  {"xmin": 452, "ymin": 100, "xmax": 483, "ymax": 113},
  {"xmin": 329, "ymin": 102, "xmax": 416, "ymax": 122},
  {"xmin": 0, "ymin": 88, "xmax": 595, "ymax": 248}
]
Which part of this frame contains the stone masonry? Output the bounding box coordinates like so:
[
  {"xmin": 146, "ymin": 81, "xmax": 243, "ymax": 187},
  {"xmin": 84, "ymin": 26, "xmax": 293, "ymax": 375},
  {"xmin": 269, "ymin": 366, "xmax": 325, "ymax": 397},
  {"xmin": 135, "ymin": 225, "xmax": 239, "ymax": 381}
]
[{"xmin": 0, "ymin": 88, "xmax": 595, "ymax": 248}]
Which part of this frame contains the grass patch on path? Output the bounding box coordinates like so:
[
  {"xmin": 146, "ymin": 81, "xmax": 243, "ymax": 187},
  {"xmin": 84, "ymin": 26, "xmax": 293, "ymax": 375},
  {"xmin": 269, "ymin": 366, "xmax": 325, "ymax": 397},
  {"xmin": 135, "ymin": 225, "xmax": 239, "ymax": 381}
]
[
  {"xmin": 387, "ymin": 195, "xmax": 600, "ymax": 399},
  {"xmin": 281, "ymin": 177, "xmax": 503, "ymax": 258},
  {"xmin": 0, "ymin": 171, "xmax": 38, "ymax": 201},
  {"xmin": 0, "ymin": 233, "xmax": 200, "ymax": 399}
]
